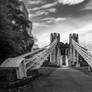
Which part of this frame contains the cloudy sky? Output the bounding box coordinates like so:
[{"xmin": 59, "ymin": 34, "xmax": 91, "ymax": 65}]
[{"xmin": 23, "ymin": 0, "xmax": 92, "ymax": 51}]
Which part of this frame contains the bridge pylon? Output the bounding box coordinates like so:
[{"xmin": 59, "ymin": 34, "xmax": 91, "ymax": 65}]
[
  {"xmin": 50, "ymin": 33, "xmax": 61, "ymax": 66},
  {"xmin": 69, "ymin": 33, "xmax": 80, "ymax": 67}
]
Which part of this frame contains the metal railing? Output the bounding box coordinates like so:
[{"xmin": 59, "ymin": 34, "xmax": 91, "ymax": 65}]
[
  {"xmin": 0, "ymin": 39, "xmax": 58, "ymax": 79},
  {"xmin": 72, "ymin": 39, "xmax": 92, "ymax": 67},
  {"xmin": 0, "ymin": 38, "xmax": 58, "ymax": 89},
  {"xmin": 24, "ymin": 39, "xmax": 58, "ymax": 73}
]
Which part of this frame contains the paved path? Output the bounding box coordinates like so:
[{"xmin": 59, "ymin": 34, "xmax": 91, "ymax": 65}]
[{"xmin": 23, "ymin": 67, "xmax": 92, "ymax": 92}]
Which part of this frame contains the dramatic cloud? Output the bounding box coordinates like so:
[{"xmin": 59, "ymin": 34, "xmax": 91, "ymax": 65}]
[
  {"xmin": 54, "ymin": 18, "xmax": 66, "ymax": 22},
  {"xmin": 37, "ymin": 21, "xmax": 92, "ymax": 48},
  {"xmin": 57, "ymin": 0, "xmax": 85, "ymax": 5},
  {"xmin": 42, "ymin": 17, "xmax": 55, "ymax": 21},
  {"xmin": 33, "ymin": 23, "xmax": 48, "ymax": 28},
  {"xmin": 23, "ymin": 0, "xmax": 92, "ymax": 50},
  {"xmin": 29, "ymin": 10, "xmax": 49, "ymax": 18},
  {"xmin": 30, "ymin": 7, "xmax": 40, "ymax": 11},
  {"xmin": 82, "ymin": 0, "xmax": 92, "ymax": 10},
  {"xmin": 28, "ymin": 0, "xmax": 43, "ymax": 5},
  {"xmin": 41, "ymin": 17, "xmax": 66, "ymax": 24},
  {"xmin": 46, "ymin": 8, "xmax": 56, "ymax": 12},
  {"xmin": 35, "ymin": 10, "xmax": 49, "ymax": 16},
  {"xmin": 40, "ymin": 2, "xmax": 57, "ymax": 9}
]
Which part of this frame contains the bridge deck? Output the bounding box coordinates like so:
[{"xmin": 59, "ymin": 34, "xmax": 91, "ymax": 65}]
[{"xmin": 22, "ymin": 67, "xmax": 92, "ymax": 92}]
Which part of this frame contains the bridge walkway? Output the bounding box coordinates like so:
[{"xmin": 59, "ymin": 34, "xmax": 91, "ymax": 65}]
[{"xmin": 22, "ymin": 67, "xmax": 92, "ymax": 92}]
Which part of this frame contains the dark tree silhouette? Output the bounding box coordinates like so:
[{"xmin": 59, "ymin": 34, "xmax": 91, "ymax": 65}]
[{"xmin": 0, "ymin": 0, "xmax": 34, "ymax": 64}]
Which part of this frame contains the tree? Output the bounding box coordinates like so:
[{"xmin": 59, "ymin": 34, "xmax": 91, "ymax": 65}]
[{"xmin": 0, "ymin": 0, "xmax": 34, "ymax": 64}]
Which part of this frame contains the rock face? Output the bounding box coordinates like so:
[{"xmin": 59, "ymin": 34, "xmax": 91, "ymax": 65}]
[{"xmin": 0, "ymin": 0, "xmax": 34, "ymax": 64}]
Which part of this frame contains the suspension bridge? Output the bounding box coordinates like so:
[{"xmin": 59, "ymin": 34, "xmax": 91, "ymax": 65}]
[{"xmin": 0, "ymin": 33, "xmax": 92, "ymax": 92}]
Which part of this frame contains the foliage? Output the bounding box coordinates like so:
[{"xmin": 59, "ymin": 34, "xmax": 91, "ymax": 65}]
[{"xmin": 0, "ymin": 0, "xmax": 34, "ymax": 64}]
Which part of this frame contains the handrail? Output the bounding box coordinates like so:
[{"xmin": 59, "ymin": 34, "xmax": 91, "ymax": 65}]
[
  {"xmin": 25, "ymin": 39, "xmax": 58, "ymax": 71},
  {"xmin": 72, "ymin": 39, "xmax": 92, "ymax": 67},
  {"xmin": 0, "ymin": 44, "xmax": 49, "ymax": 68},
  {"xmin": 0, "ymin": 38, "xmax": 58, "ymax": 81},
  {"xmin": 18, "ymin": 44, "xmax": 50, "ymax": 58}
]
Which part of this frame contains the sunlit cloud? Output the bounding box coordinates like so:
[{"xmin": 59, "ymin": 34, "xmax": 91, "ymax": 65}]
[
  {"xmin": 29, "ymin": 7, "xmax": 40, "ymax": 11},
  {"xmin": 29, "ymin": 10, "xmax": 49, "ymax": 18},
  {"xmin": 35, "ymin": 10, "xmax": 49, "ymax": 16},
  {"xmin": 74, "ymin": 22, "xmax": 92, "ymax": 34},
  {"xmin": 28, "ymin": 0, "xmax": 44, "ymax": 5},
  {"xmin": 46, "ymin": 8, "xmax": 56, "ymax": 12},
  {"xmin": 40, "ymin": 2, "xmax": 57, "ymax": 9},
  {"xmin": 42, "ymin": 17, "xmax": 67, "ymax": 24},
  {"xmin": 29, "ymin": 14, "xmax": 34, "ymax": 18},
  {"xmin": 36, "ymin": 22, "xmax": 92, "ymax": 48},
  {"xmin": 57, "ymin": 0, "xmax": 85, "ymax": 5},
  {"xmin": 83, "ymin": 7, "xmax": 92, "ymax": 10},
  {"xmin": 81, "ymin": 1, "xmax": 92, "ymax": 10},
  {"xmin": 33, "ymin": 22, "xmax": 48, "ymax": 28},
  {"xmin": 23, "ymin": 0, "xmax": 92, "ymax": 51},
  {"xmin": 42, "ymin": 17, "xmax": 55, "ymax": 21},
  {"xmin": 54, "ymin": 18, "xmax": 66, "ymax": 22}
]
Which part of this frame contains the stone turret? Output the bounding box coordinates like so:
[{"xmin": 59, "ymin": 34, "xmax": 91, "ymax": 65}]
[
  {"xmin": 69, "ymin": 33, "xmax": 80, "ymax": 67},
  {"xmin": 50, "ymin": 33, "xmax": 61, "ymax": 66}
]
